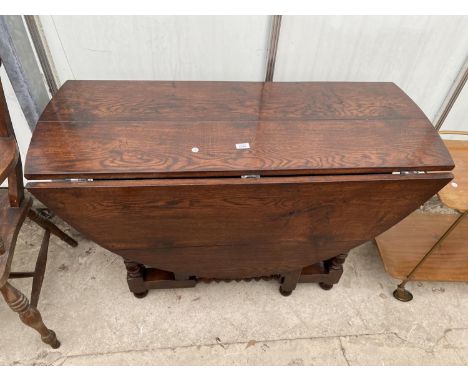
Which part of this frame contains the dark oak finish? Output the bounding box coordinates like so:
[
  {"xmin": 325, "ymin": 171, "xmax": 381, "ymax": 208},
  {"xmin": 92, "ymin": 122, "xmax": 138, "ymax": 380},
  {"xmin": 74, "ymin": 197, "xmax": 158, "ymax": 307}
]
[
  {"xmin": 29, "ymin": 173, "xmax": 451, "ymax": 280},
  {"xmin": 0, "ymin": 63, "xmax": 77, "ymax": 348},
  {"xmin": 279, "ymin": 269, "xmax": 302, "ymax": 296},
  {"xmin": 25, "ymin": 81, "xmax": 453, "ymax": 180},
  {"xmin": 38, "ymin": 81, "xmax": 433, "ymax": 122},
  {"xmin": 25, "ymin": 80, "xmax": 454, "ymax": 296}
]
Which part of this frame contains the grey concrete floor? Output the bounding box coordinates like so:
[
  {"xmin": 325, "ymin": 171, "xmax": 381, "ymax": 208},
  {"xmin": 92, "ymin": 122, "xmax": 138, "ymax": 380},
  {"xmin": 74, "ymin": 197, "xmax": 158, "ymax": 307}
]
[{"xmin": 1, "ymin": 215, "xmax": 467, "ymax": 366}]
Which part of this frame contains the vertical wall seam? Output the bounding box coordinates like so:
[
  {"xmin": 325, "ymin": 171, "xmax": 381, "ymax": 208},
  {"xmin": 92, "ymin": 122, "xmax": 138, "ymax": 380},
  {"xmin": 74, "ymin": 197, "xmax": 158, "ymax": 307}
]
[
  {"xmin": 0, "ymin": 16, "xmax": 39, "ymax": 130},
  {"xmin": 24, "ymin": 15, "xmax": 59, "ymax": 96},
  {"xmin": 265, "ymin": 15, "xmax": 282, "ymax": 82},
  {"xmin": 433, "ymin": 54, "xmax": 468, "ymax": 131},
  {"xmin": 51, "ymin": 16, "xmax": 76, "ymax": 81}
]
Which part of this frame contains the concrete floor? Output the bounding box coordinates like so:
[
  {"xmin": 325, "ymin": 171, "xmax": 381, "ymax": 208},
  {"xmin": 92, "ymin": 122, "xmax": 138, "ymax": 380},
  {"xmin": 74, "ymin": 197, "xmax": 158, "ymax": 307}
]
[{"xmin": 1, "ymin": 215, "xmax": 468, "ymax": 366}]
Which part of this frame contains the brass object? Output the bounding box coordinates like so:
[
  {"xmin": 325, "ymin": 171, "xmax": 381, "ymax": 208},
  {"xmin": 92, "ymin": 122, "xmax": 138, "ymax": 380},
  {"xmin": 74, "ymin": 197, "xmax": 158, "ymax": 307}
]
[
  {"xmin": 265, "ymin": 15, "xmax": 282, "ymax": 82},
  {"xmin": 434, "ymin": 62, "xmax": 468, "ymax": 131},
  {"xmin": 393, "ymin": 211, "xmax": 467, "ymax": 302},
  {"xmin": 439, "ymin": 130, "xmax": 468, "ymax": 136},
  {"xmin": 393, "ymin": 285, "xmax": 413, "ymax": 302}
]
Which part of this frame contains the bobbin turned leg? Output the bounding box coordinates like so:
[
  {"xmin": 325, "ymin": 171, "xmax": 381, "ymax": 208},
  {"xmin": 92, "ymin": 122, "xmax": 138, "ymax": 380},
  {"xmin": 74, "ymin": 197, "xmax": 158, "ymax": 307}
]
[
  {"xmin": 319, "ymin": 253, "xmax": 348, "ymax": 290},
  {"xmin": 124, "ymin": 260, "xmax": 148, "ymax": 298},
  {"xmin": 0, "ymin": 282, "xmax": 60, "ymax": 349},
  {"xmin": 279, "ymin": 269, "xmax": 302, "ymax": 296}
]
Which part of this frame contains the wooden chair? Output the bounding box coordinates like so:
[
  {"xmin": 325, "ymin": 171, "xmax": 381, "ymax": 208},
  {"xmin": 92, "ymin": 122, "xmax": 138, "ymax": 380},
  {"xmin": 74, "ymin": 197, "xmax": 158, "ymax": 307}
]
[
  {"xmin": 376, "ymin": 134, "xmax": 468, "ymax": 301},
  {"xmin": 0, "ymin": 59, "xmax": 77, "ymax": 348}
]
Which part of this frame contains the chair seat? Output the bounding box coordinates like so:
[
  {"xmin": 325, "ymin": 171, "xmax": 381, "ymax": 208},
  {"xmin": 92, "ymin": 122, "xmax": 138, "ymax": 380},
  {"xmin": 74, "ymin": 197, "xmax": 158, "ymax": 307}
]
[
  {"xmin": 0, "ymin": 190, "xmax": 32, "ymax": 286},
  {"xmin": 0, "ymin": 137, "xmax": 18, "ymax": 184},
  {"xmin": 438, "ymin": 139, "xmax": 468, "ymax": 212}
]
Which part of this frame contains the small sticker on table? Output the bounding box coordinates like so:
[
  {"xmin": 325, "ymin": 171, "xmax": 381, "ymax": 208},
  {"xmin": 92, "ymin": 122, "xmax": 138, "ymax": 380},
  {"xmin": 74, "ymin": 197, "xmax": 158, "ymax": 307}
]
[{"xmin": 236, "ymin": 143, "xmax": 250, "ymax": 150}]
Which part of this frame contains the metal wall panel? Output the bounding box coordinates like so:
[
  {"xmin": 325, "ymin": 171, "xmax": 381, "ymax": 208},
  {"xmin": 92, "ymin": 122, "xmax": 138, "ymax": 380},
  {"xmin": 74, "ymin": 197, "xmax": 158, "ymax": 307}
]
[
  {"xmin": 440, "ymin": 82, "xmax": 468, "ymax": 141},
  {"xmin": 274, "ymin": 16, "xmax": 468, "ymax": 121},
  {"xmin": 0, "ymin": 16, "xmax": 51, "ymax": 129},
  {"xmin": 38, "ymin": 16, "xmax": 271, "ymax": 84},
  {"xmin": 34, "ymin": 15, "xmax": 468, "ymax": 139}
]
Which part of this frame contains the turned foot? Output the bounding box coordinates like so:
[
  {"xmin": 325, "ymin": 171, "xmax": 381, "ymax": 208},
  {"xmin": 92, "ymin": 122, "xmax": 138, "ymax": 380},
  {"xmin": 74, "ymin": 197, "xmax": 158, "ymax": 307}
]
[
  {"xmin": 279, "ymin": 269, "xmax": 302, "ymax": 297},
  {"xmin": 319, "ymin": 282, "xmax": 333, "ymax": 290},
  {"xmin": 279, "ymin": 286, "xmax": 292, "ymax": 296},
  {"xmin": 133, "ymin": 291, "xmax": 149, "ymax": 299},
  {"xmin": 1, "ymin": 282, "xmax": 60, "ymax": 348},
  {"xmin": 124, "ymin": 260, "xmax": 148, "ymax": 297}
]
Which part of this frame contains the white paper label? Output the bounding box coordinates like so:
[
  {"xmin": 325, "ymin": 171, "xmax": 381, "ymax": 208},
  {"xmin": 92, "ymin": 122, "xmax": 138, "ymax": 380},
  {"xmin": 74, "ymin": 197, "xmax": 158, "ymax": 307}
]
[{"xmin": 235, "ymin": 143, "xmax": 250, "ymax": 150}]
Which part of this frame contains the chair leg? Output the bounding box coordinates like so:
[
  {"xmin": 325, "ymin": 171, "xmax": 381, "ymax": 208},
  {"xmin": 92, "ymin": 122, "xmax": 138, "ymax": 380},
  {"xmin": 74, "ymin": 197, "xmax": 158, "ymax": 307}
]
[
  {"xmin": 30, "ymin": 230, "xmax": 50, "ymax": 308},
  {"xmin": 0, "ymin": 282, "xmax": 60, "ymax": 349},
  {"xmin": 28, "ymin": 209, "xmax": 78, "ymax": 247}
]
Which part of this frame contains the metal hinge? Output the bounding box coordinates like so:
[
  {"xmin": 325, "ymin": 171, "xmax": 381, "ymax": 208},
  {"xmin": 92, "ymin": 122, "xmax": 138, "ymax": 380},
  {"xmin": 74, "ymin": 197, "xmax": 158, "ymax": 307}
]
[
  {"xmin": 241, "ymin": 174, "xmax": 261, "ymax": 179},
  {"xmin": 392, "ymin": 171, "xmax": 426, "ymax": 175}
]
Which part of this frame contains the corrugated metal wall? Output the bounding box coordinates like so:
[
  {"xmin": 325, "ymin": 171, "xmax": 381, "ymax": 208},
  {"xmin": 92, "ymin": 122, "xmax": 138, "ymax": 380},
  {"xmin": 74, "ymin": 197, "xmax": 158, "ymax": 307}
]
[
  {"xmin": 39, "ymin": 16, "xmax": 271, "ymax": 81},
  {"xmin": 2, "ymin": 15, "xmax": 466, "ymax": 188},
  {"xmin": 275, "ymin": 16, "xmax": 468, "ymax": 123},
  {"xmin": 441, "ymin": 77, "xmax": 468, "ymax": 139},
  {"xmin": 38, "ymin": 15, "xmax": 468, "ymax": 135}
]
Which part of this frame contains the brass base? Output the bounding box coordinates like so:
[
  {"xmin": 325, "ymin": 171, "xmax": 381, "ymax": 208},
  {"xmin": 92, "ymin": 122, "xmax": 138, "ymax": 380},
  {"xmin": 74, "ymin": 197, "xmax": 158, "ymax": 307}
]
[{"xmin": 393, "ymin": 286, "xmax": 413, "ymax": 302}]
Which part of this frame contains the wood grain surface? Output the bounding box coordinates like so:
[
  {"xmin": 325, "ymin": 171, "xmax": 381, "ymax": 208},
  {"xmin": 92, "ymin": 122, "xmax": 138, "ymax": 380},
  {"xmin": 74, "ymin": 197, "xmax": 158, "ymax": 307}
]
[
  {"xmin": 0, "ymin": 138, "xmax": 18, "ymax": 184},
  {"xmin": 376, "ymin": 211, "xmax": 468, "ymax": 281},
  {"xmin": 28, "ymin": 172, "xmax": 452, "ymax": 279},
  {"xmin": 438, "ymin": 139, "xmax": 468, "ymax": 212},
  {"xmin": 25, "ymin": 81, "xmax": 454, "ymax": 180},
  {"xmin": 39, "ymin": 81, "xmax": 428, "ymax": 122}
]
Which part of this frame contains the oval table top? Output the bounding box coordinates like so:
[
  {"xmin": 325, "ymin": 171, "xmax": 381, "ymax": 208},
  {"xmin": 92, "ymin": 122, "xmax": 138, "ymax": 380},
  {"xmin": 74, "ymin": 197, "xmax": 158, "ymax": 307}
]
[{"xmin": 25, "ymin": 81, "xmax": 454, "ymax": 180}]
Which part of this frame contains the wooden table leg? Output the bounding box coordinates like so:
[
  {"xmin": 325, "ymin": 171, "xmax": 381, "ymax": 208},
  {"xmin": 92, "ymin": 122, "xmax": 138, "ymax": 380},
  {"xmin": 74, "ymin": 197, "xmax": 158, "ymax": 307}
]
[
  {"xmin": 0, "ymin": 282, "xmax": 60, "ymax": 349},
  {"xmin": 124, "ymin": 259, "xmax": 148, "ymax": 298},
  {"xmin": 279, "ymin": 269, "xmax": 302, "ymax": 296},
  {"xmin": 319, "ymin": 253, "xmax": 348, "ymax": 290}
]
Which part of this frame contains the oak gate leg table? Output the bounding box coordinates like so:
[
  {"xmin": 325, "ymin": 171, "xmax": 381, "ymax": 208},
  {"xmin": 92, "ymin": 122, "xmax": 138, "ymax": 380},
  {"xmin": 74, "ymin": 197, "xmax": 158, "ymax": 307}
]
[{"xmin": 24, "ymin": 81, "xmax": 454, "ymax": 298}]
